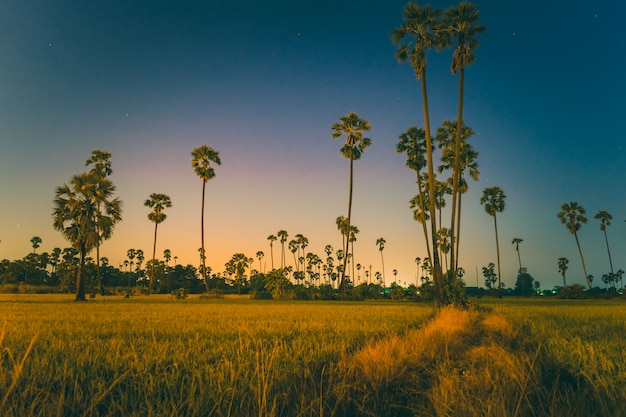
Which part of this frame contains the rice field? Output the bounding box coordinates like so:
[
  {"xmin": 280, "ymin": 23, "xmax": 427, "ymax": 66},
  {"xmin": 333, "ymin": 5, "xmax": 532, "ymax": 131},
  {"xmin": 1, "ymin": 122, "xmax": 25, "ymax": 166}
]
[{"xmin": 1, "ymin": 295, "xmax": 625, "ymax": 416}]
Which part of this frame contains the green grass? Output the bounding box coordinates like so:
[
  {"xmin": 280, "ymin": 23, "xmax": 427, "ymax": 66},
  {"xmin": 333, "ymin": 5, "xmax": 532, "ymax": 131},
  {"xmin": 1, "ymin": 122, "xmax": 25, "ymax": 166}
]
[{"xmin": 0, "ymin": 295, "xmax": 432, "ymax": 416}]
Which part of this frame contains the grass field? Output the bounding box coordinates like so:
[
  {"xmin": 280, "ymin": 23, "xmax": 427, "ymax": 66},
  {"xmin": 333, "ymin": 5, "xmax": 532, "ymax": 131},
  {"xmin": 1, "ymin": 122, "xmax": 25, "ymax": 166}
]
[{"xmin": 1, "ymin": 295, "xmax": 625, "ymax": 416}]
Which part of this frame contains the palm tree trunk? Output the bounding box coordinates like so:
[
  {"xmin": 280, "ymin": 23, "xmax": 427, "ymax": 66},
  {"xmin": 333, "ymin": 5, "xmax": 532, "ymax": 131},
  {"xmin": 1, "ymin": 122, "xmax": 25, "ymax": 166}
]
[
  {"xmin": 340, "ymin": 157, "xmax": 354, "ymax": 292},
  {"xmin": 96, "ymin": 242, "xmax": 104, "ymax": 295},
  {"xmin": 75, "ymin": 249, "xmax": 87, "ymax": 302},
  {"xmin": 603, "ymin": 229, "xmax": 614, "ymax": 274},
  {"xmin": 380, "ymin": 250, "xmax": 385, "ymax": 287},
  {"xmin": 201, "ymin": 180, "xmax": 210, "ymax": 293},
  {"xmin": 562, "ymin": 272, "xmax": 566, "ymax": 287},
  {"xmin": 416, "ymin": 172, "xmax": 432, "ymax": 263},
  {"xmin": 454, "ymin": 192, "xmax": 463, "ymax": 272},
  {"xmin": 270, "ymin": 244, "xmax": 274, "ymax": 270},
  {"xmin": 574, "ymin": 232, "xmax": 591, "ymax": 288},
  {"xmin": 421, "ymin": 71, "xmax": 445, "ymax": 304},
  {"xmin": 151, "ymin": 223, "xmax": 158, "ymax": 293},
  {"xmin": 516, "ymin": 248, "xmax": 522, "ymax": 272},
  {"xmin": 494, "ymin": 214, "xmax": 502, "ymax": 298},
  {"xmin": 449, "ymin": 68, "xmax": 465, "ymax": 280}
]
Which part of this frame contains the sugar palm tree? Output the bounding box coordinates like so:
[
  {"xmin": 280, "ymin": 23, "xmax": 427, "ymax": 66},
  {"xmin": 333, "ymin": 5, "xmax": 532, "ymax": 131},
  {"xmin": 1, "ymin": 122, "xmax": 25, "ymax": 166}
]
[
  {"xmin": 85, "ymin": 149, "xmax": 120, "ymax": 295},
  {"xmin": 557, "ymin": 202, "xmax": 590, "ymax": 288},
  {"xmin": 53, "ymin": 172, "xmax": 122, "ymax": 301},
  {"xmin": 255, "ymin": 251, "xmax": 265, "ymax": 273},
  {"xmin": 267, "ymin": 235, "xmax": 277, "ymax": 270},
  {"xmin": 480, "ymin": 186, "xmax": 506, "ymax": 298},
  {"xmin": 277, "ymin": 230, "xmax": 288, "ymax": 269},
  {"xmin": 557, "ymin": 257, "xmax": 569, "ymax": 287},
  {"xmin": 594, "ymin": 210, "xmax": 614, "ymax": 275},
  {"xmin": 443, "ymin": 2, "xmax": 485, "ymax": 280},
  {"xmin": 392, "ymin": 2, "xmax": 446, "ymax": 304},
  {"xmin": 30, "ymin": 236, "xmax": 42, "ymax": 253},
  {"xmin": 512, "ymin": 237, "xmax": 523, "ymax": 272},
  {"xmin": 376, "ymin": 237, "xmax": 386, "ymax": 286},
  {"xmin": 144, "ymin": 193, "xmax": 172, "ymax": 292},
  {"xmin": 332, "ymin": 112, "xmax": 372, "ymax": 292},
  {"xmin": 396, "ymin": 126, "xmax": 432, "ymax": 263},
  {"xmin": 191, "ymin": 145, "xmax": 221, "ymax": 293}
]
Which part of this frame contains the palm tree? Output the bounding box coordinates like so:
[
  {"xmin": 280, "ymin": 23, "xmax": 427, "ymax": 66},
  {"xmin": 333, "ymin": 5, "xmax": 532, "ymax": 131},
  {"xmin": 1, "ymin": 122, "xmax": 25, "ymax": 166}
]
[
  {"xmin": 30, "ymin": 236, "xmax": 42, "ymax": 253},
  {"xmin": 144, "ymin": 193, "xmax": 172, "ymax": 292},
  {"xmin": 557, "ymin": 202, "xmax": 590, "ymax": 289},
  {"xmin": 191, "ymin": 145, "xmax": 221, "ymax": 293},
  {"xmin": 594, "ymin": 210, "xmax": 614, "ymax": 275},
  {"xmin": 396, "ymin": 126, "xmax": 432, "ymax": 263},
  {"xmin": 376, "ymin": 237, "xmax": 386, "ymax": 286},
  {"xmin": 443, "ymin": 2, "xmax": 486, "ymax": 280},
  {"xmin": 436, "ymin": 120, "xmax": 479, "ymax": 271},
  {"xmin": 511, "ymin": 238, "xmax": 523, "ymax": 272},
  {"xmin": 348, "ymin": 225, "xmax": 359, "ymax": 284},
  {"xmin": 480, "ymin": 186, "xmax": 506, "ymax": 298},
  {"xmin": 392, "ymin": 2, "xmax": 446, "ymax": 304},
  {"xmin": 53, "ymin": 172, "xmax": 122, "ymax": 301},
  {"xmin": 85, "ymin": 149, "xmax": 120, "ymax": 295},
  {"xmin": 256, "ymin": 251, "xmax": 265, "ymax": 273},
  {"xmin": 557, "ymin": 257, "xmax": 569, "ymax": 287},
  {"xmin": 267, "ymin": 235, "xmax": 277, "ymax": 270},
  {"xmin": 332, "ymin": 112, "xmax": 372, "ymax": 292},
  {"xmin": 415, "ymin": 257, "xmax": 421, "ymax": 285},
  {"xmin": 163, "ymin": 249, "xmax": 172, "ymax": 265},
  {"xmin": 277, "ymin": 230, "xmax": 288, "ymax": 268}
]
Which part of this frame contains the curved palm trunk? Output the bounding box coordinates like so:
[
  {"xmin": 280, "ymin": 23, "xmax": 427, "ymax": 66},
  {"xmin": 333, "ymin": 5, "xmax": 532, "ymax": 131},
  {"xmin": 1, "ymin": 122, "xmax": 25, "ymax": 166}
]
[
  {"xmin": 493, "ymin": 213, "xmax": 502, "ymax": 298},
  {"xmin": 340, "ymin": 157, "xmax": 354, "ymax": 292},
  {"xmin": 421, "ymin": 71, "xmax": 445, "ymax": 304},
  {"xmin": 150, "ymin": 223, "xmax": 158, "ymax": 293},
  {"xmin": 450, "ymin": 69, "xmax": 464, "ymax": 279},
  {"xmin": 574, "ymin": 232, "xmax": 591, "ymax": 288},
  {"xmin": 602, "ymin": 229, "xmax": 614, "ymax": 274},
  {"xmin": 516, "ymin": 247, "xmax": 522, "ymax": 272},
  {"xmin": 201, "ymin": 180, "xmax": 210, "ymax": 293}
]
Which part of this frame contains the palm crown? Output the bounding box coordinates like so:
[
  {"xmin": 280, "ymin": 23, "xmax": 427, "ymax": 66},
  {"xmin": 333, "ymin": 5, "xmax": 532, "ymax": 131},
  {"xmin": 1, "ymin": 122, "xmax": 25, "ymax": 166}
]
[
  {"xmin": 331, "ymin": 112, "xmax": 372, "ymax": 160},
  {"xmin": 557, "ymin": 202, "xmax": 587, "ymax": 234},
  {"xmin": 191, "ymin": 145, "xmax": 222, "ymax": 182},
  {"xmin": 145, "ymin": 193, "xmax": 172, "ymax": 225},
  {"xmin": 480, "ymin": 186, "xmax": 506, "ymax": 215}
]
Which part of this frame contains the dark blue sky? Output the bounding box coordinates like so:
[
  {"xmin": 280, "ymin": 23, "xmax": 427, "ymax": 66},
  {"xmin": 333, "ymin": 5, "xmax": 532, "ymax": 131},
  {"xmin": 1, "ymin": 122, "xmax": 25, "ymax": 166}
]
[{"xmin": 1, "ymin": 0, "xmax": 625, "ymax": 288}]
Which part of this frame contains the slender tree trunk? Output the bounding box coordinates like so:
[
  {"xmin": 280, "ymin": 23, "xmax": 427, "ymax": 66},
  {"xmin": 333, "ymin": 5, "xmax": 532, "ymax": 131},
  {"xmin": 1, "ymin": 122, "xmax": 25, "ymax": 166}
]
[
  {"xmin": 603, "ymin": 229, "xmax": 614, "ymax": 274},
  {"xmin": 494, "ymin": 214, "xmax": 502, "ymax": 298},
  {"xmin": 455, "ymin": 193, "xmax": 463, "ymax": 272},
  {"xmin": 516, "ymin": 247, "xmax": 522, "ymax": 272},
  {"xmin": 201, "ymin": 180, "xmax": 210, "ymax": 293},
  {"xmin": 574, "ymin": 232, "xmax": 591, "ymax": 288},
  {"xmin": 340, "ymin": 157, "xmax": 354, "ymax": 292},
  {"xmin": 416, "ymin": 172, "xmax": 432, "ymax": 263},
  {"xmin": 421, "ymin": 71, "xmax": 445, "ymax": 304},
  {"xmin": 380, "ymin": 250, "xmax": 385, "ymax": 287},
  {"xmin": 75, "ymin": 249, "xmax": 87, "ymax": 302},
  {"xmin": 450, "ymin": 68, "xmax": 465, "ymax": 280},
  {"xmin": 151, "ymin": 223, "xmax": 158, "ymax": 293},
  {"xmin": 562, "ymin": 272, "xmax": 566, "ymax": 287},
  {"xmin": 270, "ymin": 243, "xmax": 274, "ymax": 270}
]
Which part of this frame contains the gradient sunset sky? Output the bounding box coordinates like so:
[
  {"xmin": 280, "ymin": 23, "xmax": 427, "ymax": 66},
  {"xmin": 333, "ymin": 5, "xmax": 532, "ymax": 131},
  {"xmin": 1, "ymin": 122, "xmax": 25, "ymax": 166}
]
[{"xmin": 1, "ymin": 0, "xmax": 624, "ymax": 289}]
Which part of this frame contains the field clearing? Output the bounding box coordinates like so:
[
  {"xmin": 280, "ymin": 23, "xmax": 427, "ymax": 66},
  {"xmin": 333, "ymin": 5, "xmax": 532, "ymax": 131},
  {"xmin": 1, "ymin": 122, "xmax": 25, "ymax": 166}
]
[{"xmin": 0, "ymin": 295, "xmax": 433, "ymax": 416}]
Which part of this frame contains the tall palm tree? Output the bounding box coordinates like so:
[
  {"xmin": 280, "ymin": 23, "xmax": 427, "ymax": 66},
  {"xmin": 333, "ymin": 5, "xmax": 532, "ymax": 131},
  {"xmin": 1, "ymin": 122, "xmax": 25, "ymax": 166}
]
[
  {"xmin": 376, "ymin": 237, "xmax": 386, "ymax": 286},
  {"xmin": 557, "ymin": 202, "xmax": 590, "ymax": 289},
  {"xmin": 277, "ymin": 230, "xmax": 288, "ymax": 269},
  {"xmin": 557, "ymin": 257, "xmax": 569, "ymax": 287},
  {"xmin": 436, "ymin": 120, "xmax": 479, "ymax": 271},
  {"xmin": 85, "ymin": 149, "xmax": 119, "ymax": 296},
  {"xmin": 392, "ymin": 2, "xmax": 446, "ymax": 304},
  {"xmin": 511, "ymin": 238, "xmax": 523, "ymax": 272},
  {"xmin": 594, "ymin": 210, "xmax": 614, "ymax": 275},
  {"xmin": 349, "ymin": 225, "xmax": 359, "ymax": 284},
  {"xmin": 144, "ymin": 193, "xmax": 172, "ymax": 293},
  {"xmin": 332, "ymin": 112, "xmax": 372, "ymax": 292},
  {"xmin": 443, "ymin": 2, "xmax": 486, "ymax": 280},
  {"xmin": 191, "ymin": 145, "xmax": 221, "ymax": 293},
  {"xmin": 267, "ymin": 235, "xmax": 277, "ymax": 270},
  {"xmin": 256, "ymin": 250, "xmax": 265, "ymax": 273},
  {"xmin": 480, "ymin": 186, "xmax": 506, "ymax": 298},
  {"xmin": 396, "ymin": 126, "xmax": 432, "ymax": 263},
  {"xmin": 53, "ymin": 172, "xmax": 122, "ymax": 301},
  {"xmin": 30, "ymin": 236, "xmax": 42, "ymax": 253}
]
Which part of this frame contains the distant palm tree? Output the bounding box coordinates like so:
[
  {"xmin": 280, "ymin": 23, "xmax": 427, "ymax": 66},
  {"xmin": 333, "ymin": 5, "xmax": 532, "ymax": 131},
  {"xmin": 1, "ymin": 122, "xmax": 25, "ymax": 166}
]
[
  {"xmin": 376, "ymin": 237, "xmax": 386, "ymax": 286},
  {"xmin": 557, "ymin": 202, "xmax": 590, "ymax": 288},
  {"xmin": 480, "ymin": 186, "xmax": 506, "ymax": 298},
  {"xmin": 144, "ymin": 193, "xmax": 172, "ymax": 292},
  {"xmin": 594, "ymin": 210, "xmax": 614, "ymax": 275},
  {"xmin": 30, "ymin": 236, "xmax": 42, "ymax": 253},
  {"xmin": 511, "ymin": 238, "xmax": 523, "ymax": 272},
  {"xmin": 53, "ymin": 173, "xmax": 121, "ymax": 301},
  {"xmin": 191, "ymin": 145, "xmax": 221, "ymax": 293},
  {"xmin": 332, "ymin": 112, "xmax": 372, "ymax": 292},
  {"xmin": 557, "ymin": 257, "xmax": 569, "ymax": 287},
  {"xmin": 277, "ymin": 230, "xmax": 288, "ymax": 269},
  {"xmin": 392, "ymin": 2, "xmax": 446, "ymax": 304},
  {"xmin": 396, "ymin": 126, "xmax": 432, "ymax": 263},
  {"xmin": 267, "ymin": 235, "xmax": 277, "ymax": 270},
  {"xmin": 256, "ymin": 251, "xmax": 265, "ymax": 273},
  {"xmin": 163, "ymin": 249, "xmax": 172, "ymax": 265},
  {"xmin": 443, "ymin": 2, "xmax": 486, "ymax": 279}
]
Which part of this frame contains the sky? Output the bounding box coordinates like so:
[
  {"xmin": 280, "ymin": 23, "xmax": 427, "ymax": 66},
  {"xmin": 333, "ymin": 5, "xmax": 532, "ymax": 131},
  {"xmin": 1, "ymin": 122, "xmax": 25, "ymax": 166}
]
[{"xmin": 1, "ymin": 0, "xmax": 625, "ymax": 289}]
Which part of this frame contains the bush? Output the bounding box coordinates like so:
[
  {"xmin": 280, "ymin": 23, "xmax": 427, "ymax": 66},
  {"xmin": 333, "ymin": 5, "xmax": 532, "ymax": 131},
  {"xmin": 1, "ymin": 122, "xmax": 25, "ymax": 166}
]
[{"xmin": 558, "ymin": 284, "xmax": 589, "ymax": 299}]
